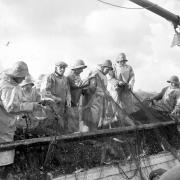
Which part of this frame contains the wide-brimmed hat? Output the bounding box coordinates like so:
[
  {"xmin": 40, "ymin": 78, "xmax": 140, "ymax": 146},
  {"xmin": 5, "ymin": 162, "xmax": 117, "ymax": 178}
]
[
  {"xmin": 20, "ymin": 76, "xmax": 34, "ymax": 87},
  {"xmin": 98, "ymin": 59, "xmax": 113, "ymax": 70},
  {"xmin": 55, "ymin": 61, "xmax": 68, "ymax": 68},
  {"xmin": 5, "ymin": 61, "xmax": 29, "ymax": 78},
  {"xmin": 116, "ymin": 53, "xmax": 128, "ymax": 62},
  {"xmin": 71, "ymin": 60, "xmax": 87, "ymax": 70},
  {"xmin": 149, "ymin": 168, "xmax": 166, "ymax": 180},
  {"xmin": 167, "ymin": 75, "xmax": 179, "ymax": 84}
]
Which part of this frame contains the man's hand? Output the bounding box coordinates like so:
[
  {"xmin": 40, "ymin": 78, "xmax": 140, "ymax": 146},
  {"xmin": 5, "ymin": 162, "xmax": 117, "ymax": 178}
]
[
  {"xmin": 118, "ymin": 81, "xmax": 126, "ymax": 87},
  {"xmin": 128, "ymin": 84, "xmax": 133, "ymax": 91},
  {"xmin": 171, "ymin": 107, "xmax": 180, "ymax": 117}
]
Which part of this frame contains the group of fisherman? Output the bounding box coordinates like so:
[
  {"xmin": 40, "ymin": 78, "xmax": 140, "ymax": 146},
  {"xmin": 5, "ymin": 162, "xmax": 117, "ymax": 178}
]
[
  {"xmin": 0, "ymin": 52, "xmax": 135, "ymax": 169},
  {"xmin": 0, "ymin": 52, "xmax": 180, "ymax": 178}
]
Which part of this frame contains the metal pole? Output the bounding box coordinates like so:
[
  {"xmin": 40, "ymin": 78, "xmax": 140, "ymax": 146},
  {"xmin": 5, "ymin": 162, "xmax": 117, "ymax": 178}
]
[{"xmin": 129, "ymin": 0, "xmax": 180, "ymax": 26}]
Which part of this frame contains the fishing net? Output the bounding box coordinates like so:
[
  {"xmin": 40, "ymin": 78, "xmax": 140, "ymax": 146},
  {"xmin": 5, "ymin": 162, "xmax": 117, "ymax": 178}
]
[{"xmin": 1, "ymin": 90, "xmax": 180, "ymax": 180}]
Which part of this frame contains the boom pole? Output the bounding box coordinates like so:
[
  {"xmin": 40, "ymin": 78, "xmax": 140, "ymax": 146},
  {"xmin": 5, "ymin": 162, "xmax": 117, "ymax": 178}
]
[{"xmin": 129, "ymin": 0, "xmax": 180, "ymax": 27}]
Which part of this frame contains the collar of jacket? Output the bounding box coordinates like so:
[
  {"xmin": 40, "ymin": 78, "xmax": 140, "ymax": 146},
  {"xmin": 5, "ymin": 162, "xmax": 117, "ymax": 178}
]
[{"xmin": 96, "ymin": 67, "xmax": 105, "ymax": 75}]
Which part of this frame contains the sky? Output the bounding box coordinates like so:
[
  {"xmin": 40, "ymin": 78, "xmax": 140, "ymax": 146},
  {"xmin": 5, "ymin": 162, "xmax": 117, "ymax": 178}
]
[{"xmin": 0, "ymin": 0, "xmax": 180, "ymax": 92}]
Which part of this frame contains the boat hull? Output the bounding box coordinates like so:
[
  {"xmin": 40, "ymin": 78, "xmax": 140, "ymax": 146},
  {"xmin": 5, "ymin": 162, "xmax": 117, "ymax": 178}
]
[{"xmin": 54, "ymin": 151, "xmax": 180, "ymax": 180}]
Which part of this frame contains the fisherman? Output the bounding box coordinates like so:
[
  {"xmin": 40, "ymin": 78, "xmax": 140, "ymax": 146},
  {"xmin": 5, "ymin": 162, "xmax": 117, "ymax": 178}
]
[
  {"xmin": 20, "ymin": 75, "xmax": 41, "ymax": 102},
  {"xmin": 43, "ymin": 61, "xmax": 71, "ymax": 133},
  {"xmin": 149, "ymin": 75, "xmax": 180, "ymax": 113},
  {"xmin": 67, "ymin": 60, "xmax": 91, "ymax": 132},
  {"xmin": 16, "ymin": 76, "xmax": 43, "ymax": 129},
  {"xmin": 0, "ymin": 61, "xmax": 41, "ymax": 178},
  {"xmin": 67, "ymin": 59, "xmax": 89, "ymax": 107},
  {"xmin": 107, "ymin": 69, "xmax": 135, "ymax": 127},
  {"xmin": 113, "ymin": 53, "xmax": 135, "ymax": 114},
  {"xmin": 82, "ymin": 59, "xmax": 114, "ymax": 131}
]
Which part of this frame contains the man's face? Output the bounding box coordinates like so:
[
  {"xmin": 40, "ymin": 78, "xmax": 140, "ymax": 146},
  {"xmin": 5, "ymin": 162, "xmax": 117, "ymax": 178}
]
[
  {"xmin": 56, "ymin": 66, "xmax": 66, "ymax": 76},
  {"xmin": 22, "ymin": 84, "xmax": 33, "ymax": 93},
  {"xmin": 103, "ymin": 67, "xmax": 111, "ymax": 75},
  {"xmin": 108, "ymin": 70, "xmax": 114, "ymax": 77},
  {"xmin": 171, "ymin": 82, "xmax": 179, "ymax": 88},
  {"xmin": 74, "ymin": 68, "xmax": 83, "ymax": 75},
  {"xmin": 13, "ymin": 77, "xmax": 25, "ymax": 84},
  {"xmin": 117, "ymin": 60, "xmax": 126, "ymax": 66}
]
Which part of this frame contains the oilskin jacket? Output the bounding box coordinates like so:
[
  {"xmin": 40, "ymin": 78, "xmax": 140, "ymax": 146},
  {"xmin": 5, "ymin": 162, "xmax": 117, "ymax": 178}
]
[
  {"xmin": 152, "ymin": 86, "xmax": 180, "ymax": 112},
  {"xmin": 44, "ymin": 73, "xmax": 71, "ymax": 115},
  {"xmin": 107, "ymin": 75, "xmax": 120, "ymax": 103},
  {"xmin": 17, "ymin": 87, "xmax": 42, "ymax": 129},
  {"xmin": 0, "ymin": 74, "xmax": 35, "ymax": 166},
  {"xmin": 43, "ymin": 73, "xmax": 71, "ymax": 133},
  {"xmin": 83, "ymin": 69, "xmax": 109, "ymax": 131},
  {"xmin": 67, "ymin": 71, "xmax": 89, "ymax": 107},
  {"xmin": 113, "ymin": 63, "xmax": 135, "ymax": 114}
]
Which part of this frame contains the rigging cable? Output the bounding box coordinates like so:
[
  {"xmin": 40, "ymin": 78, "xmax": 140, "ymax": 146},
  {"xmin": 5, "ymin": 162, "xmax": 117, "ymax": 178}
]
[{"xmin": 97, "ymin": 0, "xmax": 157, "ymax": 10}]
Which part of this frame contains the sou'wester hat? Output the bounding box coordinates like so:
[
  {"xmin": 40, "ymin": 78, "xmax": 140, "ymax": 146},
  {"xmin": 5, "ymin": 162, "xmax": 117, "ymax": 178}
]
[
  {"xmin": 5, "ymin": 61, "xmax": 29, "ymax": 78},
  {"xmin": 55, "ymin": 61, "xmax": 68, "ymax": 68},
  {"xmin": 167, "ymin": 75, "xmax": 179, "ymax": 84},
  {"xmin": 71, "ymin": 60, "xmax": 87, "ymax": 70},
  {"xmin": 20, "ymin": 76, "xmax": 34, "ymax": 87},
  {"xmin": 98, "ymin": 59, "xmax": 113, "ymax": 70},
  {"xmin": 116, "ymin": 53, "xmax": 128, "ymax": 62}
]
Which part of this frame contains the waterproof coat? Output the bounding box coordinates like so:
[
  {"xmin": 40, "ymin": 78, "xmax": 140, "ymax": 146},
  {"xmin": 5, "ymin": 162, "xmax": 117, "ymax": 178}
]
[
  {"xmin": 0, "ymin": 74, "xmax": 35, "ymax": 166},
  {"xmin": 152, "ymin": 86, "xmax": 180, "ymax": 112},
  {"xmin": 82, "ymin": 69, "xmax": 110, "ymax": 131},
  {"xmin": 113, "ymin": 63, "xmax": 135, "ymax": 114},
  {"xmin": 43, "ymin": 73, "xmax": 71, "ymax": 133},
  {"xmin": 67, "ymin": 71, "xmax": 89, "ymax": 107},
  {"xmin": 17, "ymin": 87, "xmax": 42, "ymax": 129},
  {"xmin": 44, "ymin": 73, "xmax": 71, "ymax": 114},
  {"xmin": 106, "ymin": 76, "xmax": 135, "ymax": 127},
  {"xmin": 107, "ymin": 76, "xmax": 120, "ymax": 103}
]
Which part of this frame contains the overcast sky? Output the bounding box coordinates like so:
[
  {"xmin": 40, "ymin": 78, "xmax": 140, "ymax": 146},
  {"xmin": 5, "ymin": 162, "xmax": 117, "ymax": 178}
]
[{"xmin": 0, "ymin": 0, "xmax": 180, "ymax": 92}]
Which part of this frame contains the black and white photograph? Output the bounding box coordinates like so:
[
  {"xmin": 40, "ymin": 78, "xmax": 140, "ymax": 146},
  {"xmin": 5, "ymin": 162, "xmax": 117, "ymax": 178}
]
[{"xmin": 0, "ymin": 0, "xmax": 180, "ymax": 179}]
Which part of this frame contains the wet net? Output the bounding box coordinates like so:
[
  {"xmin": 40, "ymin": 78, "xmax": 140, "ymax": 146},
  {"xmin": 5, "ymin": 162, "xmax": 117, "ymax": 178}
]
[{"xmin": 1, "ymin": 91, "xmax": 180, "ymax": 180}]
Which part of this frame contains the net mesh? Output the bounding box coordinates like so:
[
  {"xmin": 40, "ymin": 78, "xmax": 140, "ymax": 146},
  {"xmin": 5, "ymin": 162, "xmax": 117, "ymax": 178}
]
[{"xmin": 1, "ymin": 93, "xmax": 180, "ymax": 180}]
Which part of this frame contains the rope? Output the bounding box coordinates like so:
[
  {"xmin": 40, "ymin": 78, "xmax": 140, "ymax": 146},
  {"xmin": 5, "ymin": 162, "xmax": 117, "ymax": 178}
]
[
  {"xmin": 97, "ymin": 0, "xmax": 157, "ymax": 10},
  {"xmin": 43, "ymin": 103, "xmax": 62, "ymax": 168}
]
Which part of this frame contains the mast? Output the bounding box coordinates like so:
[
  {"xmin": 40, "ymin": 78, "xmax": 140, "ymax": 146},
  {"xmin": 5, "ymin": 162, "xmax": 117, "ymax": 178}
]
[{"xmin": 129, "ymin": 0, "xmax": 180, "ymax": 27}]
